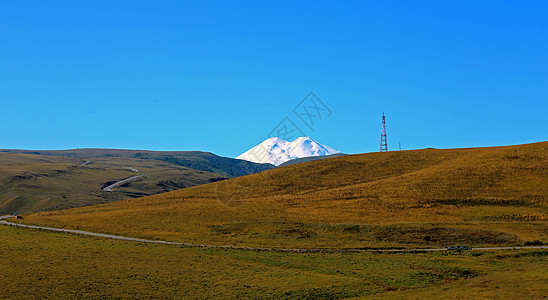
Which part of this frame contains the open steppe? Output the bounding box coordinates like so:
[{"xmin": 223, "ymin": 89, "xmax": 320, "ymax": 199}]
[
  {"xmin": 3, "ymin": 142, "xmax": 547, "ymax": 298},
  {"xmin": 0, "ymin": 225, "xmax": 546, "ymax": 299},
  {"xmin": 22, "ymin": 142, "xmax": 547, "ymax": 249}
]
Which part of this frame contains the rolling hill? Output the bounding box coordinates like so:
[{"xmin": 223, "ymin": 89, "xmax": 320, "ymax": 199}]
[
  {"xmin": 0, "ymin": 149, "xmax": 273, "ymax": 214},
  {"xmin": 277, "ymin": 153, "xmax": 347, "ymax": 167},
  {"xmin": 21, "ymin": 141, "xmax": 548, "ymax": 249},
  {"xmin": 1, "ymin": 148, "xmax": 274, "ymax": 177}
]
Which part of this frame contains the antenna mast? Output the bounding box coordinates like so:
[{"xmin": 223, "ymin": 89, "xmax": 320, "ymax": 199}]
[{"xmin": 380, "ymin": 112, "xmax": 388, "ymax": 152}]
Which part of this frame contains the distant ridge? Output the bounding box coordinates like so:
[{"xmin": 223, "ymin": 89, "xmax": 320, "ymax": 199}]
[
  {"xmin": 1, "ymin": 148, "xmax": 274, "ymax": 177},
  {"xmin": 0, "ymin": 148, "xmax": 275, "ymax": 214}
]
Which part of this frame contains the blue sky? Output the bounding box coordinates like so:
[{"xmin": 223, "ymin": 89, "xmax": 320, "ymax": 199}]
[{"xmin": 1, "ymin": 1, "xmax": 546, "ymax": 157}]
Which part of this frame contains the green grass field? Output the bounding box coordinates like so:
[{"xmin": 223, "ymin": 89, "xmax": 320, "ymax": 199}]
[{"xmin": 0, "ymin": 225, "xmax": 546, "ymax": 299}]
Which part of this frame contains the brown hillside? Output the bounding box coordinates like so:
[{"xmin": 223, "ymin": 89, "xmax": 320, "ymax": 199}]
[{"xmin": 23, "ymin": 142, "xmax": 548, "ymax": 249}]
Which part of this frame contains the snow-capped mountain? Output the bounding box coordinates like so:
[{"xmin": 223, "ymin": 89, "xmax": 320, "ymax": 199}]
[{"xmin": 237, "ymin": 137, "xmax": 340, "ymax": 166}]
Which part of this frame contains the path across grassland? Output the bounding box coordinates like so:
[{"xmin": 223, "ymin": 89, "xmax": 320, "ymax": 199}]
[
  {"xmin": 1, "ymin": 215, "xmax": 547, "ymax": 253},
  {"xmin": 102, "ymin": 175, "xmax": 144, "ymax": 191}
]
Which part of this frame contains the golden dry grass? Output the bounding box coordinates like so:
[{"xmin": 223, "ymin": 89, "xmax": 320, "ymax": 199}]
[{"xmin": 23, "ymin": 142, "xmax": 548, "ymax": 249}]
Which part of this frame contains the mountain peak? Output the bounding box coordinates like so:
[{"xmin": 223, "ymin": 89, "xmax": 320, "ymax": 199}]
[{"xmin": 237, "ymin": 137, "xmax": 340, "ymax": 166}]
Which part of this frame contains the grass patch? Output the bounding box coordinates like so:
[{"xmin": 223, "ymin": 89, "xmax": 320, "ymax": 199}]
[
  {"xmin": 0, "ymin": 225, "xmax": 546, "ymax": 298},
  {"xmin": 431, "ymin": 198, "xmax": 532, "ymax": 207},
  {"xmin": 21, "ymin": 142, "xmax": 548, "ymax": 249}
]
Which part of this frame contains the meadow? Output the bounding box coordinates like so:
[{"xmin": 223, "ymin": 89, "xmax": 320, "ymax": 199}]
[
  {"xmin": 0, "ymin": 225, "xmax": 546, "ymax": 299},
  {"xmin": 21, "ymin": 142, "xmax": 547, "ymax": 250},
  {"xmin": 4, "ymin": 142, "xmax": 547, "ymax": 298}
]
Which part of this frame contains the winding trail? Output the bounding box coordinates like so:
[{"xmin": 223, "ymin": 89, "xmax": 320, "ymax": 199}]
[
  {"xmin": 77, "ymin": 160, "xmax": 142, "ymax": 191},
  {"xmin": 1, "ymin": 215, "xmax": 547, "ymax": 253},
  {"xmin": 102, "ymin": 175, "xmax": 144, "ymax": 192},
  {"xmin": 79, "ymin": 160, "xmax": 92, "ymax": 166}
]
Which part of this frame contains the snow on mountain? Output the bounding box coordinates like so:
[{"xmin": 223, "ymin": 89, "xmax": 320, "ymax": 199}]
[{"xmin": 236, "ymin": 137, "xmax": 340, "ymax": 166}]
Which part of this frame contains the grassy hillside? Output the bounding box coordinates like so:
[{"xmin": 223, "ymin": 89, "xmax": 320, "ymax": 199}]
[
  {"xmin": 0, "ymin": 225, "xmax": 546, "ymax": 299},
  {"xmin": 277, "ymin": 152, "xmax": 347, "ymax": 167},
  {"xmin": 0, "ymin": 149, "xmax": 273, "ymax": 214},
  {"xmin": 0, "ymin": 152, "xmax": 226, "ymax": 214},
  {"xmin": 1, "ymin": 148, "xmax": 274, "ymax": 177},
  {"xmin": 23, "ymin": 142, "xmax": 548, "ymax": 249}
]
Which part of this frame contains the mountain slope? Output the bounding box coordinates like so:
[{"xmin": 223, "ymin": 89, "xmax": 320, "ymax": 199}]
[
  {"xmin": 277, "ymin": 153, "xmax": 347, "ymax": 167},
  {"xmin": 0, "ymin": 152, "xmax": 230, "ymax": 214},
  {"xmin": 237, "ymin": 137, "xmax": 340, "ymax": 166},
  {"xmin": 23, "ymin": 142, "xmax": 548, "ymax": 249},
  {"xmin": 0, "ymin": 149, "xmax": 273, "ymax": 214},
  {"xmin": 2, "ymin": 148, "xmax": 274, "ymax": 177}
]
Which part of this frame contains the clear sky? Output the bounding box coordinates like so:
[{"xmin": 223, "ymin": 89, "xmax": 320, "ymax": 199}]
[{"xmin": 1, "ymin": 1, "xmax": 546, "ymax": 157}]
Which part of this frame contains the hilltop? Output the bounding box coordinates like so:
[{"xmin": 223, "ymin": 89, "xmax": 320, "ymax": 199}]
[
  {"xmin": 1, "ymin": 148, "xmax": 274, "ymax": 177},
  {"xmin": 22, "ymin": 141, "xmax": 547, "ymax": 249}
]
